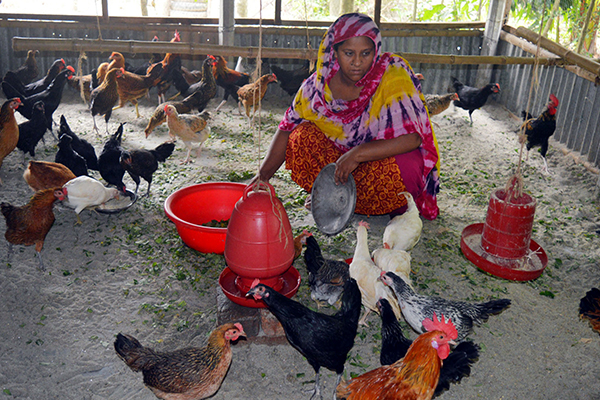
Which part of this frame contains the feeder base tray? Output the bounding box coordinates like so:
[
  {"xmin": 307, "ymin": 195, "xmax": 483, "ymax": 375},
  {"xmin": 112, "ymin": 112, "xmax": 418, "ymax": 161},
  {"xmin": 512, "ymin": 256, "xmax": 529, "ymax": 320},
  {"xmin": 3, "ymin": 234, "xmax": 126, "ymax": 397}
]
[
  {"xmin": 461, "ymin": 223, "xmax": 548, "ymax": 281},
  {"xmin": 218, "ymin": 266, "xmax": 301, "ymax": 308}
]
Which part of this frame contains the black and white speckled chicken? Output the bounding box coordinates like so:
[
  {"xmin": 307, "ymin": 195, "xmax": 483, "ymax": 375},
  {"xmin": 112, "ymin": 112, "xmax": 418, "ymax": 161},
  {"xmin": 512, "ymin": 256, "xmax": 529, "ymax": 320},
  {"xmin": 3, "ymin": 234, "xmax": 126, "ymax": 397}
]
[
  {"xmin": 377, "ymin": 298, "xmax": 479, "ymax": 397},
  {"xmin": 381, "ymin": 271, "xmax": 511, "ymax": 341},
  {"xmin": 303, "ymin": 234, "xmax": 350, "ymax": 307}
]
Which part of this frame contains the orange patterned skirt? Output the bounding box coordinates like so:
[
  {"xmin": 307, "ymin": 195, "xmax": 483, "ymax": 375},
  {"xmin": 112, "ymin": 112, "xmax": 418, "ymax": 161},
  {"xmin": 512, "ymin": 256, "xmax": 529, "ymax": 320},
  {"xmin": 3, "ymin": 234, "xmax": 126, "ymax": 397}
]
[{"xmin": 285, "ymin": 122, "xmax": 407, "ymax": 215}]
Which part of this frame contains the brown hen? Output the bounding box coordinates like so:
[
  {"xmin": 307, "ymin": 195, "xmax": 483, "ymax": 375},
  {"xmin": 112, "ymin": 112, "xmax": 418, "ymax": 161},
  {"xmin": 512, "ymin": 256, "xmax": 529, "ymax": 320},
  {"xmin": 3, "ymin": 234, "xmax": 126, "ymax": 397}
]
[
  {"xmin": 114, "ymin": 64, "xmax": 164, "ymax": 118},
  {"xmin": 237, "ymin": 73, "xmax": 277, "ymax": 124},
  {"xmin": 23, "ymin": 160, "xmax": 76, "ymax": 191},
  {"xmin": 0, "ymin": 98, "xmax": 22, "ymax": 184},
  {"xmin": 114, "ymin": 323, "xmax": 245, "ymax": 400},
  {"xmin": 425, "ymin": 92, "xmax": 459, "ymax": 117},
  {"xmin": 90, "ymin": 68, "xmax": 120, "ymax": 133}
]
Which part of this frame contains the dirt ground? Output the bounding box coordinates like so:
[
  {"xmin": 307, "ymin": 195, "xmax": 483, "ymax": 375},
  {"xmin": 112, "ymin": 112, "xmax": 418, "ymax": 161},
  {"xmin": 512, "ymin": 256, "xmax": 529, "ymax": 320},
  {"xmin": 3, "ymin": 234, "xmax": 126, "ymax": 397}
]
[{"xmin": 0, "ymin": 83, "xmax": 599, "ymax": 400}]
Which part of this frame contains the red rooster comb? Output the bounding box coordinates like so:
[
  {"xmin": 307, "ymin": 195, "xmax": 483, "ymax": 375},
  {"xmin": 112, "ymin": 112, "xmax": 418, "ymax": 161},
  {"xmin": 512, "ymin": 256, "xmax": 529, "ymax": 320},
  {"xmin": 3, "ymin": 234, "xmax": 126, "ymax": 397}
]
[
  {"xmin": 422, "ymin": 312, "xmax": 458, "ymax": 340},
  {"xmin": 234, "ymin": 322, "xmax": 244, "ymax": 333},
  {"xmin": 66, "ymin": 65, "xmax": 75, "ymax": 73},
  {"xmin": 358, "ymin": 220, "xmax": 370, "ymax": 229},
  {"xmin": 549, "ymin": 94, "xmax": 559, "ymax": 107},
  {"xmin": 173, "ymin": 30, "xmax": 181, "ymax": 42},
  {"xmin": 250, "ymin": 278, "xmax": 261, "ymax": 289}
]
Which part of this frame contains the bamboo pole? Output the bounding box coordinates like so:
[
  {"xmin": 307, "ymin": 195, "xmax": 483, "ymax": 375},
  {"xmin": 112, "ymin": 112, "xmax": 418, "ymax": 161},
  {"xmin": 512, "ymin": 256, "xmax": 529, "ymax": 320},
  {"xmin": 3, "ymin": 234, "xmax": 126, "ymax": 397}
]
[
  {"xmin": 11, "ymin": 36, "xmax": 569, "ymax": 65},
  {"xmin": 576, "ymin": 0, "xmax": 597, "ymax": 53},
  {"xmin": 504, "ymin": 25, "xmax": 600, "ymax": 77}
]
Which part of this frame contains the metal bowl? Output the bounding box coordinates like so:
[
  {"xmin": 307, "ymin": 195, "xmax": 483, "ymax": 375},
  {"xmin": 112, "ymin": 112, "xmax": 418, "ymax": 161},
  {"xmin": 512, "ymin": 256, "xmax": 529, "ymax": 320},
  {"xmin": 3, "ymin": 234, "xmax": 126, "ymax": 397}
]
[
  {"xmin": 311, "ymin": 163, "xmax": 356, "ymax": 235},
  {"xmin": 96, "ymin": 189, "xmax": 138, "ymax": 214}
]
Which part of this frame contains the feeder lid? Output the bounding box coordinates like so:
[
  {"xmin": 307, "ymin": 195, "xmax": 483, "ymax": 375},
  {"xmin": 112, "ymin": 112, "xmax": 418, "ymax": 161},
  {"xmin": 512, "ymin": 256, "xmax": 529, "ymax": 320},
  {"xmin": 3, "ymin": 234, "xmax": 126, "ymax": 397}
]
[{"xmin": 311, "ymin": 163, "xmax": 356, "ymax": 235}]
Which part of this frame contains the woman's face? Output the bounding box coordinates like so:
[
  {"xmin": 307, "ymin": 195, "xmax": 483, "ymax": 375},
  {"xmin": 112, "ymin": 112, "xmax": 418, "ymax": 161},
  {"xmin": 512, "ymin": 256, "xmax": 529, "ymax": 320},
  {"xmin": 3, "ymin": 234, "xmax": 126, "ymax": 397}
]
[{"xmin": 334, "ymin": 36, "xmax": 376, "ymax": 84}]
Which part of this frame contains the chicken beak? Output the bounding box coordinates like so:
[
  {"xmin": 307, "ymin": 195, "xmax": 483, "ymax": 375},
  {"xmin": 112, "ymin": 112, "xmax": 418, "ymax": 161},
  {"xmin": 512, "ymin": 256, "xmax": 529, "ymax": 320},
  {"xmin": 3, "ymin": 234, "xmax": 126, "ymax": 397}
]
[{"xmin": 448, "ymin": 340, "xmax": 458, "ymax": 346}]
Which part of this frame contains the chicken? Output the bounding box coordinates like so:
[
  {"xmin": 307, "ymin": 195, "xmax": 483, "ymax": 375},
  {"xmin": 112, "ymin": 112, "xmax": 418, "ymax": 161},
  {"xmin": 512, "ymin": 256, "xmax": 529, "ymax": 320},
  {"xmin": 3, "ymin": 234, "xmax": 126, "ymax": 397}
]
[
  {"xmin": 55, "ymin": 134, "xmax": 88, "ymax": 177},
  {"xmin": 579, "ymin": 287, "xmax": 600, "ymax": 334},
  {"xmin": 237, "ymin": 73, "xmax": 278, "ymax": 123},
  {"xmin": 451, "ymin": 77, "xmax": 500, "ymax": 125},
  {"xmin": 304, "ymin": 234, "xmax": 350, "ymax": 307},
  {"xmin": 270, "ymin": 60, "xmax": 314, "ymax": 97},
  {"xmin": 58, "ymin": 115, "xmax": 98, "ymax": 170},
  {"xmin": 68, "ymin": 67, "xmax": 97, "ymax": 103},
  {"xmin": 61, "ymin": 175, "xmax": 120, "ymax": 224},
  {"xmin": 96, "ymin": 51, "xmax": 126, "ymax": 85},
  {"xmin": 519, "ymin": 94, "xmax": 559, "ymax": 174},
  {"xmin": 171, "ymin": 56, "xmax": 217, "ymax": 108},
  {"xmin": 120, "ymin": 142, "xmax": 175, "ymax": 196},
  {"xmin": 2, "ymin": 58, "xmax": 65, "ymax": 97},
  {"xmin": 381, "ymin": 271, "xmax": 511, "ymax": 341},
  {"xmin": 350, "ymin": 221, "xmax": 401, "ymax": 325},
  {"xmin": 164, "ymin": 105, "xmax": 211, "ymax": 164},
  {"xmin": 153, "ymin": 30, "xmax": 182, "ymax": 103},
  {"xmin": 90, "ymin": 68, "xmax": 120, "ymax": 133},
  {"xmin": 377, "ymin": 298, "xmax": 479, "ymax": 397},
  {"xmin": 144, "ymin": 90, "xmax": 212, "ymax": 138},
  {"xmin": 212, "ymin": 55, "xmax": 250, "ymax": 111},
  {"xmin": 11, "ymin": 49, "xmax": 40, "ymax": 85},
  {"xmin": 1, "ymin": 187, "xmax": 66, "ymax": 270},
  {"xmin": 336, "ymin": 313, "xmax": 458, "ymax": 400},
  {"xmin": 382, "ymin": 191, "xmax": 423, "ymax": 252},
  {"xmin": 293, "ymin": 229, "xmax": 312, "ymax": 259},
  {"xmin": 98, "ymin": 123, "xmax": 127, "ymax": 192},
  {"xmin": 23, "ymin": 160, "xmax": 76, "ymax": 191},
  {"xmin": 114, "ymin": 323, "xmax": 246, "ymax": 400},
  {"xmin": 371, "ymin": 246, "xmax": 411, "ymax": 287},
  {"xmin": 17, "ymin": 100, "xmax": 46, "ymax": 158},
  {"xmin": 3, "ymin": 66, "xmax": 75, "ymax": 132},
  {"xmin": 0, "ymin": 98, "xmax": 22, "ymax": 184},
  {"xmin": 246, "ymin": 278, "xmax": 361, "ymax": 400},
  {"xmin": 425, "ymin": 92, "xmax": 459, "ymax": 117},
  {"xmin": 114, "ymin": 64, "xmax": 164, "ymax": 118}
]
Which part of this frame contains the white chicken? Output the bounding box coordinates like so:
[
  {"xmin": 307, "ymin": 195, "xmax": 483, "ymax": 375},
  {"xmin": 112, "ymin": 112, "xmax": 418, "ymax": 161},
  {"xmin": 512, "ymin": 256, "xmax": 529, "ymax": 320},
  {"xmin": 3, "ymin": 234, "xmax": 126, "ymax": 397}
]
[
  {"xmin": 164, "ymin": 105, "xmax": 211, "ymax": 164},
  {"xmin": 62, "ymin": 176, "xmax": 120, "ymax": 224},
  {"xmin": 371, "ymin": 246, "xmax": 412, "ymax": 288},
  {"xmin": 349, "ymin": 221, "xmax": 402, "ymax": 326},
  {"xmin": 382, "ymin": 192, "xmax": 423, "ymax": 251}
]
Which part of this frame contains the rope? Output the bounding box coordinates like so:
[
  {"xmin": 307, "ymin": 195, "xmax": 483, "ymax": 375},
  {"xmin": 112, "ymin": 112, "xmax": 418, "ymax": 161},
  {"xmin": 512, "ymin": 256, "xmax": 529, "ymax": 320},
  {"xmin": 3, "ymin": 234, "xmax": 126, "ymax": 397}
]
[
  {"xmin": 507, "ymin": 0, "xmax": 550, "ymax": 203},
  {"xmin": 76, "ymin": 51, "xmax": 87, "ymax": 103},
  {"xmin": 94, "ymin": 0, "xmax": 104, "ymax": 40},
  {"xmin": 255, "ymin": 0, "xmax": 264, "ymax": 175}
]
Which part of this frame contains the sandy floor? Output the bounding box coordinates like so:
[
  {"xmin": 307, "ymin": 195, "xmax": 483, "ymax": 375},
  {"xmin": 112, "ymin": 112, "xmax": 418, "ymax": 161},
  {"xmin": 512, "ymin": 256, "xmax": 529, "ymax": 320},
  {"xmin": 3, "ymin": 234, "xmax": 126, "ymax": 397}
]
[{"xmin": 0, "ymin": 83, "xmax": 599, "ymax": 400}]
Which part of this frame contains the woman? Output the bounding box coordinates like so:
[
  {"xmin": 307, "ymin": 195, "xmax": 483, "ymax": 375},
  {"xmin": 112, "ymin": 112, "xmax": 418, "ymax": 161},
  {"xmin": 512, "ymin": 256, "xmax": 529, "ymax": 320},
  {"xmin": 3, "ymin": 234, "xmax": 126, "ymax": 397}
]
[{"xmin": 254, "ymin": 13, "xmax": 440, "ymax": 219}]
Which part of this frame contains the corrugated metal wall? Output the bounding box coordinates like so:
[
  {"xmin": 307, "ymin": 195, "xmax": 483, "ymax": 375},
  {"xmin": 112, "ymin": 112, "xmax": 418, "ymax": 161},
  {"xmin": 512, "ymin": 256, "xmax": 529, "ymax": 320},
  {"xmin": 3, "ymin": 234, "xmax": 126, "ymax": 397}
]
[{"xmin": 1, "ymin": 23, "xmax": 598, "ymax": 167}]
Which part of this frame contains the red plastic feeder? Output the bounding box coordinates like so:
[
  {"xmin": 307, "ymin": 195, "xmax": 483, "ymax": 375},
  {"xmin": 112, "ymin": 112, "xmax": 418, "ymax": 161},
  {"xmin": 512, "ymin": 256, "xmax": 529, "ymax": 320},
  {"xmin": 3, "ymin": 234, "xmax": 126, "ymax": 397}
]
[
  {"xmin": 461, "ymin": 188, "xmax": 548, "ymax": 281},
  {"xmin": 219, "ymin": 182, "xmax": 301, "ymax": 308}
]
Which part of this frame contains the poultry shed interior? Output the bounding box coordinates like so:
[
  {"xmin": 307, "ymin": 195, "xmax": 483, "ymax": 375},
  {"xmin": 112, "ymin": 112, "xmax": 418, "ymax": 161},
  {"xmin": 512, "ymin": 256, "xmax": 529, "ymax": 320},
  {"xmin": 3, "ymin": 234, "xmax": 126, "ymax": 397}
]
[{"xmin": 0, "ymin": 5, "xmax": 600, "ymax": 400}]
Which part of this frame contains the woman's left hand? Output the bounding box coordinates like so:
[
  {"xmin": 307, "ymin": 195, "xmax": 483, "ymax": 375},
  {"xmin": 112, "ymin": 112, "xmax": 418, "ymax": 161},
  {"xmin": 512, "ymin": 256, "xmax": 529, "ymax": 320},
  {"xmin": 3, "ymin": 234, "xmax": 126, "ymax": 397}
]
[{"xmin": 334, "ymin": 148, "xmax": 360, "ymax": 185}]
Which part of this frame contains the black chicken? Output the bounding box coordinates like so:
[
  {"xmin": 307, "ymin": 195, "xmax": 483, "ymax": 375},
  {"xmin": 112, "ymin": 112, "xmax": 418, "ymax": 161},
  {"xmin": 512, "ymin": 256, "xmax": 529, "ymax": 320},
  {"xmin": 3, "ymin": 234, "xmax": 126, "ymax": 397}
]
[
  {"xmin": 451, "ymin": 77, "xmax": 500, "ymax": 125},
  {"xmin": 9, "ymin": 49, "xmax": 39, "ymax": 85},
  {"xmin": 170, "ymin": 56, "xmax": 217, "ymax": 112},
  {"xmin": 2, "ymin": 58, "xmax": 66, "ymax": 97},
  {"xmin": 304, "ymin": 235, "xmax": 350, "ymax": 307},
  {"xmin": 120, "ymin": 142, "xmax": 175, "ymax": 196},
  {"xmin": 55, "ymin": 134, "xmax": 88, "ymax": 177},
  {"xmin": 579, "ymin": 287, "xmax": 600, "ymax": 335},
  {"xmin": 377, "ymin": 298, "xmax": 479, "ymax": 397},
  {"xmin": 270, "ymin": 59, "xmax": 314, "ymax": 97},
  {"xmin": 59, "ymin": 115, "xmax": 99, "ymax": 170},
  {"xmin": 2, "ymin": 66, "xmax": 75, "ymax": 132},
  {"xmin": 519, "ymin": 94, "xmax": 559, "ymax": 174},
  {"xmin": 246, "ymin": 278, "xmax": 361, "ymax": 400},
  {"xmin": 98, "ymin": 123, "xmax": 127, "ymax": 193},
  {"xmin": 17, "ymin": 101, "xmax": 47, "ymax": 158}
]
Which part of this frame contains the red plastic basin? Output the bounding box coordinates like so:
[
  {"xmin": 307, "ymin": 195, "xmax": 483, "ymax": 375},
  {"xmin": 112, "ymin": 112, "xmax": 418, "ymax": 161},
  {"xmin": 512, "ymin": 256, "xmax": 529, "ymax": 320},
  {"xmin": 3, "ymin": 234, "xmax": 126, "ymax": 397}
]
[{"xmin": 164, "ymin": 182, "xmax": 246, "ymax": 254}]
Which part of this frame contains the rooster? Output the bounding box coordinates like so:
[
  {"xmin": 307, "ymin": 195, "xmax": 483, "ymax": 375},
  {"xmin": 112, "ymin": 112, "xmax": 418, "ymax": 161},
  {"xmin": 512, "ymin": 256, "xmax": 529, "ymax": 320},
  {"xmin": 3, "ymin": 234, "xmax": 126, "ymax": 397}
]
[
  {"xmin": 90, "ymin": 68, "xmax": 120, "ymax": 133},
  {"xmin": 61, "ymin": 176, "xmax": 120, "ymax": 224},
  {"xmin": 237, "ymin": 73, "xmax": 278, "ymax": 124},
  {"xmin": 0, "ymin": 98, "xmax": 22, "ymax": 184},
  {"xmin": 1, "ymin": 187, "xmax": 66, "ymax": 270},
  {"xmin": 579, "ymin": 288, "xmax": 600, "ymax": 335},
  {"xmin": 153, "ymin": 30, "xmax": 182, "ymax": 103},
  {"xmin": 170, "ymin": 56, "xmax": 217, "ymax": 108},
  {"xmin": 114, "ymin": 323, "xmax": 246, "ymax": 400},
  {"xmin": 336, "ymin": 313, "xmax": 458, "ymax": 400},
  {"xmin": 270, "ymin": 59, "xmax": 314, "ymax": 97},
  {"xmin": 23, "ymin": 160, "xmax": 76, "ymax": 192},
  {"xmin": 164, "ymin": 104, "xmax": 211, "ymax": 164},
  {"xmin": 519, "ymin": 94, "xmax": 559, "ymax": 174},
  {"xmin": 246, "ymin": 278, "xmax": 361, "ymax": 400},
  {"xmin": 451, "ymin": 77, "xmax": 500, "ymax": 125},
  {"xmin": 381, "ymin": 271, "xmax": 511, "ymax": 341},
  {"xmin": 212, "ymin": 55, "xmax": 251, "ymax": 111},
  {"xmin": 377, "ymin": 298, "xmax": 479, "ymax": 397},
  {"xmin": 120, "ymin": 142, "xmax": 175, "ymax": 196}
]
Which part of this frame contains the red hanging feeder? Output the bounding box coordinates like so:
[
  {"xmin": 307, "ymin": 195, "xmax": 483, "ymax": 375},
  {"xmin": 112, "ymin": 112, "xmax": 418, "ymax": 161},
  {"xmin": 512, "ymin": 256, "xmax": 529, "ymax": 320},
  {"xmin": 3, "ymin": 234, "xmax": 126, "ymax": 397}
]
[
  {"xmin": 219, "ymin": 182, "xmax": 301, "ymax": 307},
  {"xmin": 461, "ymin": 178, "xmax": 548, "ymax": 281}
]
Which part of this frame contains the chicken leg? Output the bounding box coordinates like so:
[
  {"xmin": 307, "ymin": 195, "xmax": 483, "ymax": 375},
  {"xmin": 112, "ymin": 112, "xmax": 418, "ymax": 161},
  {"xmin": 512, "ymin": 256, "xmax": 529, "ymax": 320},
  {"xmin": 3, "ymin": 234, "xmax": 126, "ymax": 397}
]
[{"xmin": 35, "ymin": 241, "xmax": 46, "ymax": 271}]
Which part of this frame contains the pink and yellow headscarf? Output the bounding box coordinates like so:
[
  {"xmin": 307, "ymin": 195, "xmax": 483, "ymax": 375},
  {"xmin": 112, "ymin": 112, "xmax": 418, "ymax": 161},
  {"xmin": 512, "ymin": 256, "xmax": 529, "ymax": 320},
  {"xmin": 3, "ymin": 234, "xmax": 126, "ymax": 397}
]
[{"xmin": 279, "ymin": 13, "xmax": 440, "ymax": 219}]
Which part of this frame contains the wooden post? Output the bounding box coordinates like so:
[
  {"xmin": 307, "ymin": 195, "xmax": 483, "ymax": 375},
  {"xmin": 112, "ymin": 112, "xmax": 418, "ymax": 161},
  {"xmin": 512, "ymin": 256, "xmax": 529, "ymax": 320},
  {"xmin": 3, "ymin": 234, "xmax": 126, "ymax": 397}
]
[
  {"xmin": 275, "ymin": 0, "xmax": 282, "ymax": 25},
  {"xmin": 374, "ymin": 0, "xmax": 382, "ymax": 27},
  {"xmin": 475, "ymin": 0, "xmax": 508, "ymax": 87},
  {"xmin": 101, "ymin": 0, "xmax": 109, "ymax": 22}
]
